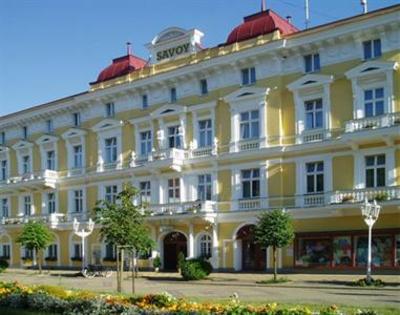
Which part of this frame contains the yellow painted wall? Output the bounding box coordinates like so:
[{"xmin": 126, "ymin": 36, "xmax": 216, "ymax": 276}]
[{"xmin": 332, "ymin": 156, "xmax": 354, "ymax": 190}]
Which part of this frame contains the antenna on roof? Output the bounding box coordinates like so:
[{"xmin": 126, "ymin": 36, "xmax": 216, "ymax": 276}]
[
  {"xmin": 261, "ymin": 0, "xmax": 266, "ymax": 12},
  {"xmin": 126, "ymin": 42, "xmax": 132, "ymax": 55},
  {"xmin": 361, "ymin": 0, "xmax": 368, "ymax": 14},
  {"xmin": 305, "ymin": 0, "xmax": 310, "ymax": 29}
]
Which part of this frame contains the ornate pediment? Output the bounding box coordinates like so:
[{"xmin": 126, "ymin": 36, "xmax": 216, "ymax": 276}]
[
  {"xmin": 91, "ymin": 119, "xmax": 123, "ymax": 132},
  {"xmin": 287, "ymin": 74, "xmax": 333, "ymax": 92}
]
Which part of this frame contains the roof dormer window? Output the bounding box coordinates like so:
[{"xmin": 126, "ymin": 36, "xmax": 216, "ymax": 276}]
[{"xmin": 363, "ymin": 39, "xmax": 381, "ymax": 60}]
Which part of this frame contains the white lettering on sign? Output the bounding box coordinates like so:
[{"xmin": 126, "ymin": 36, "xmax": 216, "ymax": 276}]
[{"xmin": 156, "ymin": 43, "xmax": 190, "ymax": 61}]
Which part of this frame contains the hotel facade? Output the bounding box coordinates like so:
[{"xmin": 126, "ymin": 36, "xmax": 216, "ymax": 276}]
[{"xmin": 0, "ymin": 5, "xmax": 399, "ymax": 271}]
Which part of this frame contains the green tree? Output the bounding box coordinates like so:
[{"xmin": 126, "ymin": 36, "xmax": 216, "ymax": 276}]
[
  {"xmin": 17, "ymin": 221, "xmax": 54, "ymax": 274},
  {"xmin": 255, "ymin": 209, "xmax": 294, "ymax": 281},
  {"xmin": 93, "ymin": 184, "xmax": 154, "ymax": 293}
]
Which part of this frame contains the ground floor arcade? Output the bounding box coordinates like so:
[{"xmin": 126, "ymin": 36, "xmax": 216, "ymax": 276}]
[{"xmin": 0, "ymin": 210, "xmax": 399, "ymax": 271}]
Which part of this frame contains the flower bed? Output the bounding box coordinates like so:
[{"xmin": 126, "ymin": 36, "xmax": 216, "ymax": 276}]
[{"xmin": 0, "ymin": 281, "xmax": 377, "ymax": 315}]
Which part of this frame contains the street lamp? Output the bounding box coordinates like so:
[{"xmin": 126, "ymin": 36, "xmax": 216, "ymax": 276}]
[
  {"xmin": 73, "ymin": 218, "xmax": 95, "ymax": 272},
  {"xmin": 360, "ymin": 198, "xmax": 381, "ymax": 283}
]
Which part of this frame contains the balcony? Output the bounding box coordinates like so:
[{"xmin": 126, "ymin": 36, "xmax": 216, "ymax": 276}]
[
  {"xmin": 148, "ymin": 200, "xmax": 216, "ymax": 216},
  {"xmin": 330, "ymin": 186, "xmax": 400, "ymax": 204},
  {"xmin": 299, "ymin": 129, "xmax": 329, "ymax": 144},
  {"xmin": 230, "ymin": 138, "xmax": 265, "ymax": 153},
  {"xmin": 345, "ymin": 112, "xmax": 400, "ymax": 133},
  {"xmin": 1, "ymin": 170, "xmax": 59, "ymax": 192},
  {"xmin": 1, "ymin": 213, "xmax": 64, "ymax": 228},
  {"xmin": 146, "ymin": 148, "xmax": 186, "ymax": 171},
  {"xmin": 188, "ymin": 145, "xmax": 216, "ymax": 158}
]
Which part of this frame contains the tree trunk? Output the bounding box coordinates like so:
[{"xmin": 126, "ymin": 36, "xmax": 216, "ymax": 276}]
[
  {"xmin": 131, "ymin": 250, "xmax": 135, "ymax": 294},
  {"xmin": 273, "ymin": 246, "xmax": 277, "ymax": 281},
  {"xmin": 119, "ymin": 248, "xmax": 124, "ymax": 293},
  {"xmin": 116, "ymin": 247, "xmax": 121, "ymax": 292},
  {"xmin": 36, "ymin": 249, "xmax": 42, "ymax": 274}
]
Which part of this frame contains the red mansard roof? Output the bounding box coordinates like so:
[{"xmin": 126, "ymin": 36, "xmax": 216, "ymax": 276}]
[
  {"xmin": 92, "ymin": 54, "xmax": 147, "ymax": 84},
  {"xmin": 226, "ymin": 9, "xmax": 299, "ymax": 45}
]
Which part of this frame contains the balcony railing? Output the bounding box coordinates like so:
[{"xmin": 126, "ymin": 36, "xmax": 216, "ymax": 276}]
[
  {"xmin": 236, "ymin": 198, "xmax": 269, "ymax": 210},
  {"xmin": 299, "ymin": 129, "xmax": 329, "ymax": 143},
  {"xmin": 149, "ymin": 148, "xmax": 186, "ymax": 162},
  {"xmin": 330, "ymin": 186, "xmax": 400, "ymax": 204},
  {"xmin": 1, "ymin": 212, "xmax": 64, "ymax": 228},
  {"xmin": 345, "ymin": 112, "xmax": 400, "ymax": 133},
  {"xmin": 148, "ymin": 200, "xmax": 216, "ymax": 216},
  {"xmin": 230, "ymin": 138, "xmax": 265, "ymax": 153}
]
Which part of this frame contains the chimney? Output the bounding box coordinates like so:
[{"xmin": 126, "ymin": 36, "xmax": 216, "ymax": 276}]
[{"xmin": 286, "ymin": 16, "xmax": 292, "ymax": 23}]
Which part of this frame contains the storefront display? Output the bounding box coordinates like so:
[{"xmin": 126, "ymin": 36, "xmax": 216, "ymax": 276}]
[
  {"xmin": 355, "ymin": 235, "xmax": 393, "ymax": 267},
  {"xmin": 333, "ymin": 236, "xmax": 352, "ymax": 266}
]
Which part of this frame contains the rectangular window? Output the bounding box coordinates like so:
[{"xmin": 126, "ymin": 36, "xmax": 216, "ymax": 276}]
[
  {"xmin": 168, "ymin": 178, "xmax": 180, "ymax": 203},
  {"xmin": 240, "ymin": 110, "xmax": 259, "ymax": 140},
  {"xmin": 241, "ymin": 67, "xmax": 256, "ymax": 85},
  {"xmin": 73, "ymin": 190, "xmax": 83, "ymax": 213},
  {"xmin": 140, "ymin": 131, "xmax": 152, "ymax": 156},
  {"xmin": 22, "ymin": 155, "xmax": 30, "ymax": 174},
  {"xmin": 105, "ymin": 243, "xmax": 115, "ymax": 259},
  {"xmin": 198, "ymin": 174, "xmax": 212, "ymax": 201},
  {"xmin": 0, "ymin": 132, "xmax": 5, "ymax": 145},
  {"xmin": 47, "ymin": 192, "xmax": 56, "ymax": 214},
  {"xmin": 305, "ymin": 99, "xmax": 323, "ymax": 129},
  {"xmin": 47, "ymin": 244, "xmax": 57, "ymax": 259},
  {"xmin": 1, "ymin": 160, "xmax": 7, "ymax": 181},
  {"xmin": 142, "ymin": 94, "xmax": 148, "ymax": 109},
  {"xmin": 2, "ymin": 245, "xmax": 10, "ymax": 259},
  {"xmin": 168, "ymin": 126, "xmax": 182, "ymax": 149},
  {"xmin": 22, "ymin": 126, "xmax": 28, "ymax": 139},
  {"xmin": 73, "ymin": 243, "xmax": 82, "ymax": 259},
  {"xmin": 306, "ymin": 162, "xmax": 324, "ymax": 193},
  {"xmin": 200, "ymin": 79, "xmax": 208, "ymax": 95},
  {"xmin": 198, "ymin": 119, "xmax": 212, "ymax": 147},
  {"xmin": 104, "ymin": 137, "xmax": 117, "ymax": 163},
  {"xmin": 24, "ymin": 248, "xmax": 33, "ymax": 259},
  {"xmin": 364, "ymin": 88, "xmax": 384, "ymax": 117},
  {"xmin": 241, "ymin": 169, "xmax": 260, "ymax": 199},
  {"xmin": 105, "ymin": 185, "xmax": 118, "ymax": 204},
  {"xmin": 24, "ymin": 196, "xmax": 32, "ymax": 216},
  {"xmin": 46, "ymin": 119, "xmax": 54, "ymax": 133},
  {"xmin": 105, "ymin": 102, "xmax": 115, "ymax": 117},
  {"xmin": 139, "ymin": 181, "xmax": 151, "ymax": 204},
  {"xmin": 365, "ymin": 154, "xmax": 385, "ymax": 188},
  {"xmin": 170, "ymin": 87, "xmax": 177, "ymax": 103},
  {"xmin": 46, "ymin": 150, "xmax": 55, "ymax": 170},
  {"xmin": 304, "ymin": 53, "xmax": 320, "ymax": 73},
  {"xmin": 1, "ymin": 198, "xmax": 8, "ymax": 217},
  {"xmin": 72, "ymin": 112, "xmax": 81, "ymax": 127},
  {"xmin": 73, "ymin": 145, "xmax": 83, "ymax": 168},
  {"xmin": 363, "ymin": 39, "xmax": 382, "ymax": 60}
]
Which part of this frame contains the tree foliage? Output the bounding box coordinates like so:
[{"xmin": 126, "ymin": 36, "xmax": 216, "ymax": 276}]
[
  {"xmin": 17, "ymin": 221, "xmax": 54, "ymax": 273},
  {"xmin": 92, "ymin": 184, "xmax": 154, "ymax": 252},
  {"xmin": 255, "ymin": 209, "xmax": 294, "ymax": 280}
]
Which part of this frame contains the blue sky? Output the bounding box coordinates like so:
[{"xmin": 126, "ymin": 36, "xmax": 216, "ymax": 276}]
[{"xmin": 0, "ymin": 0, "xmax": 398, "ymax": 116}]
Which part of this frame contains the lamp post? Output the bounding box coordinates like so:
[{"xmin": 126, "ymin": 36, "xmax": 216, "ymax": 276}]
[
  {"xmin": 73, "ymin": 218, "xmax": 95, "ymax": 272},
  {"xmin": 360, "ymin": 198, "xmax": 381, "ymax": 283}
]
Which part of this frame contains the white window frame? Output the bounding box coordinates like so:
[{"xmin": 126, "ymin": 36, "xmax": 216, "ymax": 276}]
[
  {"xmin": 105, "ymin": 102, "xmax": 115, "ymax": 117},
  {"xmin": 197, "ymin": 233, "xmax": 212, "ymax": 258},
  {"xmin": 104, "ymin": 137, "xmax": 118, "ymax": 164},
  {"xmin": 46, "ymin": 244, "xmax": 58, "ymax": 259},
  {"xmin": 296, "ymin": 155, "xmax": 332, "ymax": 206},
  {"xmin": 62, "ymin": 128, "xmax": 87, "ymax": 175},
  {"xmin": 232, "ymin": 162, "xmax": 267, "ymax": 204},
  {"xmin": 72, "ymin": 112, "xmax": 81, "ymax": 127},
  {"xmin": 363, "ymin": 87, "xmax": 385, "ymax": 117},
  {"xmin": 20, "ymin": 194, "xmax": 33, "ymax": 216},
  {"xmin": 304, "ymin": 53, "xmax": 320, "ymax": 73},
  {"xmin": 241, "ymin": 168, "xmax": 260, "ymax": 199},
  {"xmin": 288, "ymin": 74, "xmax": 333, "ymax": 143},
  {"xmin": 167, "ymin": 177, "xmax": 180, "ymax": 203},
  {"xmin": 1, "ymin": 197, "xmax": 9, "ymax": 218},
  {"xmin": 241, "ymin": 67, "xmax": 256, "ymax": 86},
  {"xmin": 46, "ymin": 150, "xmax": 56, "ymax": 170},
  {"xmin": 12, "ymin": 141, "xmax": 34, "ymax": 176},
  {"xmin": 354, "ymin": 147, "xmax": 395, "ymax": 189},
  {"xmin": 0, "ymin": 159, "xmax": 8, "ymax": 181},
  {"xmin": 362, "ymin": 38, "xmax": 382, "ymax": 61},
  {"xmin": 197, "ymin": 174, "xmax": 212, "ymax": 201},
  {"xmin": 304, "ymin": 98, "xmax": 324, "ymax": 130},
  {"xmin": 345, "ymin": 61, "xmax": 397, "ymax": 119},
  {"xmin": 36, "ymin": 135, "xmax": 58, "ymax": 172},
  {"xmin": 73, "ymin": 144, "xmax": 83, "ymax": 169},
  {"xmin": 139, "ymin": 181, "xmax": 151, "ymax": 204},
  {"xmin": 139, "ymin": 130, "xmax": 152, "ymax": 157},
  {"xmin": 45, "ymin": 191, "xmax": 57, "ymax": 214},
  {"xmin": 102, "ymin": 184, "xmax": 120, "ymax": 204},
  {"xmin": 239, "ymin": 110, "xmax": 260, "ymax": 140},
  {"xmin": 225, "ymin": 87, "xmax": 268, "ymax": 153},
  {"xmin": 167, "ymin": 124, "xmax": 182, "ymax": 149},
  {"xmin": 305, "ymin": 161, "xmax": 325, "ymax": 194},
  {"xmin": 68, "ymin": 187, "xmax": 86, "ymax": 215},
  {"xmin": 189, "ymin": 102, "xmax": 216, "ymax": 151},
  {"xmin": 200, "ymin": 79, "xmax": 208, "ymax": 95}
]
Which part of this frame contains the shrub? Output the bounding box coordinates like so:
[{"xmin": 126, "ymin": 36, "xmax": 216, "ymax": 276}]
[
  {"xmin": 152, "ymin": 256, "xmax": 161, "ymax": 269},
  {"xmin": 177, "ymin": 252, "xmax": 185, "ymax": 269},
  {"xmin": 0, "ymin": 259, "xmax": 9, "ymax": 273},
  {"xmin": 352, "ymin": 278, "xmax": 385, "ymax": 287},
  {"xmin": 180, "ymin": 258, "xmax": 212, "ymax": 280}
]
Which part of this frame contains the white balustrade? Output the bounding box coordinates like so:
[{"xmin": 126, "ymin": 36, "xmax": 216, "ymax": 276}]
[
  {"xmin": 330, "ymin": 186, "xmax": 400, "ymax": 204},
  {"xmin": 345, "ymin": 112, "xmax": 400, "ymax": 133}
]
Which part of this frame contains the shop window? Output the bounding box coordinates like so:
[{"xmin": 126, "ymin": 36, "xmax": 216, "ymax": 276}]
[
  {"xmin": 333, "ymin": 236, "xmax": 352, "ymax": 267},
  {"xmin": 355, "ymin": 235, "xmax": 393, "ymax": 267},
  {"xmin": 396, "ymin": 235, "xmax": 400, "ymax": 267},
  {"xmin": 296, "ymin": 238, "xmax": 332, "ymax": 266}
]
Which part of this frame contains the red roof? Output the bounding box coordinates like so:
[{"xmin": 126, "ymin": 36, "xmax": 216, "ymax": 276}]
[
  {"xmin": 226, "ymin": 9, "xmax": 299, "ymax": 45},
  {"xmin": 92, "ymin": 54, "xmax": 147, "ymax": 84}
]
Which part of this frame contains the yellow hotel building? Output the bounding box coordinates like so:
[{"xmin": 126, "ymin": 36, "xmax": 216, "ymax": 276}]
[{"xmin": 0, "ymin": 5, "xmax": 399, "ymax": 272}]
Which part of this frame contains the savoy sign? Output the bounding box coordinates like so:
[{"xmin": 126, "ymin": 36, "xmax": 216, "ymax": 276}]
[{"xmin": 156, "ymin": 43, "xmax": 191, "ymax": 61}]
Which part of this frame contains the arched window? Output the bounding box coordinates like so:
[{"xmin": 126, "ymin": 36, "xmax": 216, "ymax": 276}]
[{"xmin": 199, "ymin": 234, "xmax": 212, "ymax": 259}]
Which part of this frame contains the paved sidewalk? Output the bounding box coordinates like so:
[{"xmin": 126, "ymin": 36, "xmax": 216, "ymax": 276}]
[{"xmin": 0, "ymin": 269, "xmax": 399, "ymax": 308}]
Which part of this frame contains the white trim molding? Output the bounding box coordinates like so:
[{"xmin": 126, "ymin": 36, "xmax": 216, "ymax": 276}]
[
  {"xmin": 11, "ymin": 140, "xmax": 34, "ymax": 176},
  {"xmin": 224, "ymin": 86, "xmax": 269, "ymax": 153},
  {"xmin": 345, "ymin": 61, "xmax": 398, "ymax": 119},
  {"xmin": 35, "ymin": 134, "xmax": 59, "ymax": 172},
  {"xmin": 288, "ymin": 74, "xmax": 334, "ymax": 144},
  {"xmin": 62, "ymin": 128, "xmax": 87, "ymax": 176}
]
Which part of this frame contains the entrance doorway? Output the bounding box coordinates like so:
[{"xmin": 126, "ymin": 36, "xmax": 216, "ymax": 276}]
[
  {"xmin": 163, "ymin": 232, "xmax": 187, "ymax": 270},
  {"xmin": 237, "ymin": 225, "xmax": 266, "ymax": 271}
]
